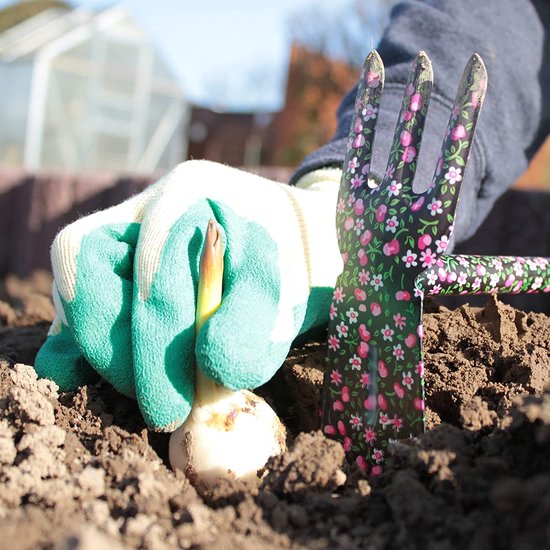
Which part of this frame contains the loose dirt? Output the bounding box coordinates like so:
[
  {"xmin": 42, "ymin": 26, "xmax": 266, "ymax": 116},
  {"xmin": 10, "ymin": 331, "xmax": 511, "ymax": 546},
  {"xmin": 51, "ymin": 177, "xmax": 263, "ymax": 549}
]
[{"xmin": 0, "ymin": 273, "xmax": 549, "ymax": 549}]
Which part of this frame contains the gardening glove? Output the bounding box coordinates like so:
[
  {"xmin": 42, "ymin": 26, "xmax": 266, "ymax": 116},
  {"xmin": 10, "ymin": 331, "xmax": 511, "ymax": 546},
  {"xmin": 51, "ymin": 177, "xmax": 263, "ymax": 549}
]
[
  {"xmin": 35, "ymin": 160, "xmax": 342, "ymax": 431},
  {"xmin": 34, "ymin": 179, "xmax": 164, "ymax": 398}
]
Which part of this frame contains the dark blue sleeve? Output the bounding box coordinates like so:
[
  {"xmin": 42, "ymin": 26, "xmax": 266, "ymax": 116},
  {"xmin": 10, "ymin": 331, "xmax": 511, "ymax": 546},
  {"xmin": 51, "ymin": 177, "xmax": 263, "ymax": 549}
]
[{"xmin": 290, "ymin": 0, "xmax": 550, "ymax": 243}]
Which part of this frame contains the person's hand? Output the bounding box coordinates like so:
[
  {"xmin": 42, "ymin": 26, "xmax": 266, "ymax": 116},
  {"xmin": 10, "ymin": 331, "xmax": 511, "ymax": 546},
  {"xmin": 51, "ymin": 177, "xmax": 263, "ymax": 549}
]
[{"xmin": 35, "ymin": 160, "xmax": 342, "ymax": 431}]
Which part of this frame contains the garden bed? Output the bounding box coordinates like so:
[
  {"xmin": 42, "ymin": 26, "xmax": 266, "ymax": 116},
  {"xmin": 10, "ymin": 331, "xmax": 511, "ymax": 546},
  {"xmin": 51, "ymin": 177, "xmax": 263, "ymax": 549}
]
[{"xmin": 0, "ymin": 272, "xmax": 549, "ymax": 549}]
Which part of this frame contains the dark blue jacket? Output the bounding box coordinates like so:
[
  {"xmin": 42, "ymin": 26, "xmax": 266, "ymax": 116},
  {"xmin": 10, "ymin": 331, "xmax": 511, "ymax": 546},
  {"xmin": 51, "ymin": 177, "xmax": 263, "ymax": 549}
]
[{"xmin": 291, "ymin": 0, "xmax": 550, "ymax": 243}]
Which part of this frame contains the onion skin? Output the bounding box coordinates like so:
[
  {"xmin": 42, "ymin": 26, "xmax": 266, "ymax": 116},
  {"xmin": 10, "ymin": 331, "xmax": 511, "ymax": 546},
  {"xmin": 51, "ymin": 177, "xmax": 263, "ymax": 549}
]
[{"xmin": 169, "ymin": 389, "xmax": 286, "ymax": 482}]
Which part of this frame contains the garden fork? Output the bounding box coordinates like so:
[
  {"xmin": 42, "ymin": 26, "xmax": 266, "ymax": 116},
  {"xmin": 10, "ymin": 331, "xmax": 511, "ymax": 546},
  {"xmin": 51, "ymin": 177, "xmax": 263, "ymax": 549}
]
[{"xmin": 322, "ymin": 51, "xmax": 550, "ymax": 475}]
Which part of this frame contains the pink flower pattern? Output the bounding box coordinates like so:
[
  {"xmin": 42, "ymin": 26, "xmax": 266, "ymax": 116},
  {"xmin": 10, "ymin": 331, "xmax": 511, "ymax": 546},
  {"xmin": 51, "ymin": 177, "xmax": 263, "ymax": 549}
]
[{"xmin": 322, "ymin": 50, "xmax": 549, "ymax": 475}]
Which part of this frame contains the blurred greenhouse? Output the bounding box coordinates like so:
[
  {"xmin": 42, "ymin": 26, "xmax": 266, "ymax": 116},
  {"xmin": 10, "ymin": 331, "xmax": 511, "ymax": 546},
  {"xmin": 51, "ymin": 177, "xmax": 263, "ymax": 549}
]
[{"xmin": 0, "ymin": 2, "xmax": 188, "ymax": 173}]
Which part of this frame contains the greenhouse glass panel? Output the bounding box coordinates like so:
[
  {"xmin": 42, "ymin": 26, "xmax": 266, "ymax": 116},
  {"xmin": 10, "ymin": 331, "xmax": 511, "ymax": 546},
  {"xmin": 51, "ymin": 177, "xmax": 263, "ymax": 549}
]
[
  {"xmin": 0, "ymin": 5, "xmax": 188, "ymax": 173},
  {"xmin": 0, "ymin": 62, "xmax": 31, "ymax": 166}
]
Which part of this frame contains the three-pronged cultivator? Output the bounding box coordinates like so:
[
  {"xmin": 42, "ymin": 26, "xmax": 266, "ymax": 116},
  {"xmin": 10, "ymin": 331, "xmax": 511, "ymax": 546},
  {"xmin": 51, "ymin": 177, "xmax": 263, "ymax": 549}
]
[{"xmin": 322, "ymin": 51, "xmax": 550, "ymax": 475}]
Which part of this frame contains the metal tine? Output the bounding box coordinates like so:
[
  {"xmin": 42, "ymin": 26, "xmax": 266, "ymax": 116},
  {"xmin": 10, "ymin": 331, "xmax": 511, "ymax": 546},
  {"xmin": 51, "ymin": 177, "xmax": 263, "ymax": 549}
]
[
  {"xmin": 423, "ymin": 54, "xmax": 487, "ymax": 236},
  {"xmin": 383, "ymin": 51, "xmax": 433, "ymax": 196},
  {"xmin": 341, "ymin": 50, "xmax": 385, "ymax": 197}
]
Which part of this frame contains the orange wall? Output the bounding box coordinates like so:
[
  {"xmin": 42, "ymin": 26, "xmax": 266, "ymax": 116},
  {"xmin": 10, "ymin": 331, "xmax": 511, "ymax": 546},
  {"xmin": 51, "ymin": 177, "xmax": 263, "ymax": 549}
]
[{"xmin": 514, "ymin": 135, "xmax": 550, "ymax": 190}]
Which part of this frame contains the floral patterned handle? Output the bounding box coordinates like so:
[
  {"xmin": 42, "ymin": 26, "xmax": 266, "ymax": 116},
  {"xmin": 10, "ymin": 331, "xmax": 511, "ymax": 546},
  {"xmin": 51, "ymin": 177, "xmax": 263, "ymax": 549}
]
[
  {"xmin": 322, "ymin": 51, "xmax": 488, "ymax": 475},
  {"xmin": 416, "ymin": 255, "xmax": 550, "ymax": 296}
]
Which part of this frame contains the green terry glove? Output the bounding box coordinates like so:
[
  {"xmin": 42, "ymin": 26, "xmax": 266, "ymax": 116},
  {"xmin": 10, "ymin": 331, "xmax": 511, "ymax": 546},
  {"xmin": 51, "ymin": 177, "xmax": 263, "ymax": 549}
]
[{"xmin": 35, "ymin": 160, "xmax": 342, "ymax": 431}]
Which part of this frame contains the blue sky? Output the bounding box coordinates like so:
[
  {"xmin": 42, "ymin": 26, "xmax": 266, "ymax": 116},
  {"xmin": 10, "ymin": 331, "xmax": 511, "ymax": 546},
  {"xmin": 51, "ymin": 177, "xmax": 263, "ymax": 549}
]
[
  {"xmin": 118, "ymin": 0, "xmax": 309, "ymax": 111},
  {"xmin": 1, "ymin": 0, "xmax": 387, "ymax": 111}
]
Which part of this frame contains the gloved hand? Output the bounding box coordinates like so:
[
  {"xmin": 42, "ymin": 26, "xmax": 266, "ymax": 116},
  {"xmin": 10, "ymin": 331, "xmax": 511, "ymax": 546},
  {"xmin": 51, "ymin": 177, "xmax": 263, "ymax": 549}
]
[{"xmin": 35, "ymin": 160, "xmax": 342, "ymax": 431}]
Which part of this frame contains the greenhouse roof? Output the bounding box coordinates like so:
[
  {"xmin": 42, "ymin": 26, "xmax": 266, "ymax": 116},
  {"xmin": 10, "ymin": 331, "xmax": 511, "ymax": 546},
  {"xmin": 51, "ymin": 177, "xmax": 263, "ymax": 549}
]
[{"xmin": 0, "ymin": 4, "xmax": 147, "ymax": 63}]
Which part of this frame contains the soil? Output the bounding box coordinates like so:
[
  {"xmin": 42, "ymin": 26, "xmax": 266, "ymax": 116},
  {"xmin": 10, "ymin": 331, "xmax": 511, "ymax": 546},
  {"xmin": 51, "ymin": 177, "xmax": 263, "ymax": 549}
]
[{"xmin": 0, "ymin": 272, "xmax": 549, "ymax": 549}]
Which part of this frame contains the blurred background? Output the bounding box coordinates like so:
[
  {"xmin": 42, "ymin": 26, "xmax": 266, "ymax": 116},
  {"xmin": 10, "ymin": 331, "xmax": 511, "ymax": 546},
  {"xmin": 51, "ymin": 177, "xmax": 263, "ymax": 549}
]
[
  {"xmin": 0, "ymin": 0, "xmax": 547, "ymax": 301},
  {"xmin": 0, "ymin": 0, "xmax": 395, "ymax": 175}
]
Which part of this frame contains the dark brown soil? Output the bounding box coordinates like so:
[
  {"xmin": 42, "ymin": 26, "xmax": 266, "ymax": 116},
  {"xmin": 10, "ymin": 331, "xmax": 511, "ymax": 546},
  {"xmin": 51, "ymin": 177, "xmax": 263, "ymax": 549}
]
[{"xmin": 0, "ymin": 273, "xmax": 549, "ymax": 549}]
